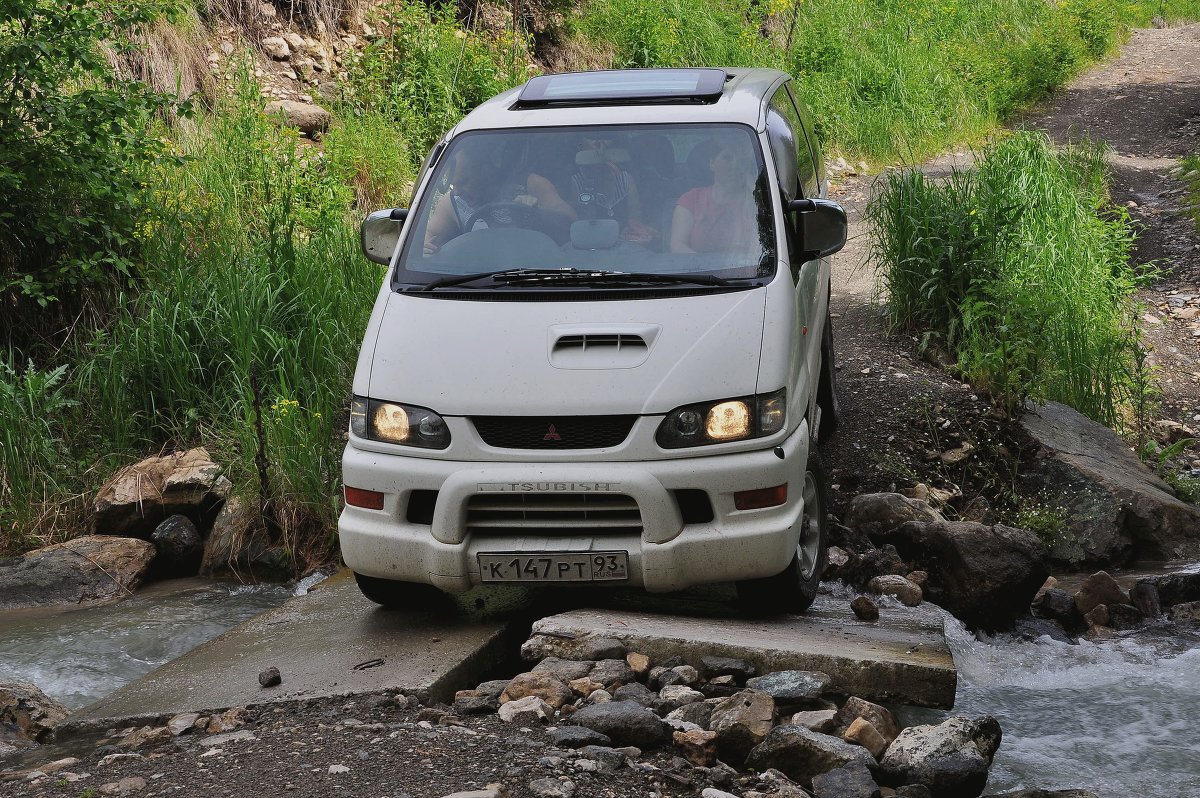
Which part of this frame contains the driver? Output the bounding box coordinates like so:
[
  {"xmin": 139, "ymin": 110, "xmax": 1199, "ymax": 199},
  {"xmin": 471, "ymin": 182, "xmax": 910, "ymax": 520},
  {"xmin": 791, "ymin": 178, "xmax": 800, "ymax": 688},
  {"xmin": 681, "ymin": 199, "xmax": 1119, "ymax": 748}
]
[{"xmin": 423, "ymin": 149, "xmax": 576, "ymax": 255}]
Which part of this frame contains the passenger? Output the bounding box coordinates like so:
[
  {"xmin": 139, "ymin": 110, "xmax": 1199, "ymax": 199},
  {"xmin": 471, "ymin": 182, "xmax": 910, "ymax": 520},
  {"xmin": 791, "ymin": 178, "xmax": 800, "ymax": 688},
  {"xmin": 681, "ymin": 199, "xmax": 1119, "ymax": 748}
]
[
  {"xmin": 423, "ymin": 149, "xmax": 576, "ymax": 254},
  {"xmin": 568, "ymin": 136, "xmax": 656, "ymax": 245},
  {"xmin": 669, "ymin": 141, "xmax": 760, "ymax": 254}
]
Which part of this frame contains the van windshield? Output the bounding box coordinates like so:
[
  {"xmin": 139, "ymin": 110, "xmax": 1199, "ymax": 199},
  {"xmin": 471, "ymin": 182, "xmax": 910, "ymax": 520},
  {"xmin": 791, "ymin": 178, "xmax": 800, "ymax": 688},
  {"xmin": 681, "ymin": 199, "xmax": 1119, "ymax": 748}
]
[{"xmin": 395, "ymin": 124, "xmax": 775, "ymax": 289}]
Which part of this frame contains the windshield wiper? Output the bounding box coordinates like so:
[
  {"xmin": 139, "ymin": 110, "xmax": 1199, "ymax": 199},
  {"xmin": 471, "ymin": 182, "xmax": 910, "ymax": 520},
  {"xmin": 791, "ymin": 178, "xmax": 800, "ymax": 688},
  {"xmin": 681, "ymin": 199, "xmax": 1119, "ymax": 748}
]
[
  {"xmin": 413, "ymin": 268, "xmax": 589, "ymax": 291},
  {"xmin": 497, "ymin": 269, "xmax": 744, "ymax": 287}
]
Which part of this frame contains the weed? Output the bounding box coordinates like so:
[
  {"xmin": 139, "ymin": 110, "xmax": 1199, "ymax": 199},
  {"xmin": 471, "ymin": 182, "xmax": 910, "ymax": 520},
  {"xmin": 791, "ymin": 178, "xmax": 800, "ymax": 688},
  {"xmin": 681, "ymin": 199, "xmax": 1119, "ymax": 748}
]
[{"xmin": 1015, "ymin": 499, "xmax": 1070, "ymax": 548}]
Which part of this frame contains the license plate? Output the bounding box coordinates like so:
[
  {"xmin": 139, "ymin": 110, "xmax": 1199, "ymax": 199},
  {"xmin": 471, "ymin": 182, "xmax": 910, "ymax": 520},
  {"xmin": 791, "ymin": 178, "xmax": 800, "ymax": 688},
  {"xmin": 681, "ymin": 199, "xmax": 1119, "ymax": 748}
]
[{"xmin": 478, "ymin": 552, "xmax": 629, "ymax": 583}]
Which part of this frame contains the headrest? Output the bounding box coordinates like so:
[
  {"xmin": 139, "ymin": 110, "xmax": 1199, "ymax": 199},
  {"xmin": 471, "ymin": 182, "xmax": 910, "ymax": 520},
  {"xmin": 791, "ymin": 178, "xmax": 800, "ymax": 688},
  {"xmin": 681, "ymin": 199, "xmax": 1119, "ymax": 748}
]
[{"xmin": 575, "ymin": 148, "xmax": 631, "ymax": 166}]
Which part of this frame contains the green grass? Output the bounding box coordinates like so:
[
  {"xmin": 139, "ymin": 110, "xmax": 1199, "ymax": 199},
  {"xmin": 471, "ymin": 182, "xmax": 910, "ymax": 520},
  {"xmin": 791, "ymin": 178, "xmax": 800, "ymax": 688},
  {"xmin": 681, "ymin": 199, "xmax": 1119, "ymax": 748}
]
[
  {"xmin": 870, "ymin": 131, "xmax": 1150, "ymax": 427},
  {"xmin": 1180, "ymin": 152, "xmax": 1200, "ymax": 229}
]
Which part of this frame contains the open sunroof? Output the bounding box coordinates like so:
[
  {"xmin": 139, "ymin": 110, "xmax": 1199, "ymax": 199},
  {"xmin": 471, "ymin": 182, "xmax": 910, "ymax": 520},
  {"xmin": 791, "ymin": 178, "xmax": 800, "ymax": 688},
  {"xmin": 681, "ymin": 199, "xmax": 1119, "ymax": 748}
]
[{"xmin": 515, "ymin": 69, "xmax": 728, "ymax": 108}]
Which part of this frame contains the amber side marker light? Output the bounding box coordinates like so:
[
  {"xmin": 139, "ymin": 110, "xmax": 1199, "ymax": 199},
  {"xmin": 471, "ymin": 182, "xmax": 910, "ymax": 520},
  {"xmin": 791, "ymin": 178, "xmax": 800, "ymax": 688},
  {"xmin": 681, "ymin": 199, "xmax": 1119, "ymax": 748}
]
[
  {"xmin": 345, "ymin": 486, "xmax": 385, "ymax": 510},
  {"xmin": 734, "ymin": 484, "xmax": 787, "ymax": 511}
]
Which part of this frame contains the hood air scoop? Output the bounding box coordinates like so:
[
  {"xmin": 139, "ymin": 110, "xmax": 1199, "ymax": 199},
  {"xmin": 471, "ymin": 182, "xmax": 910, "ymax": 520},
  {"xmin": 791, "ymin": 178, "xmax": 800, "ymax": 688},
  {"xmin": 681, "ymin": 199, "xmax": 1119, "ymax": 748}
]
[{"xmin": 549, "ymin": 324, "xmax": 660, "ymax": 369}]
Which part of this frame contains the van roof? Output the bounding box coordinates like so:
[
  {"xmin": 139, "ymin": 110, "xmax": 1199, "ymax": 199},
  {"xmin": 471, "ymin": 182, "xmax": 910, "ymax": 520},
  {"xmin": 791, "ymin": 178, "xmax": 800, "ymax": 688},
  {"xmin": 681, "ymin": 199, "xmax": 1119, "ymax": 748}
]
[{"xmin": 451, "ymin": 68, "xmax": 788, "ymax": 135}]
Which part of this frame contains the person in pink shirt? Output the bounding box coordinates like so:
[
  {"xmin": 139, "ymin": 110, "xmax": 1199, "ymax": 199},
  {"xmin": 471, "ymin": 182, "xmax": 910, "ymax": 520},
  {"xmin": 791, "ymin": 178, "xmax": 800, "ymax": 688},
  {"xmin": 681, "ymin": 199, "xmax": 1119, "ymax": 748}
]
[{"xmin": 669, "ymin": 141, "xmax": 761, "ymax": 255}]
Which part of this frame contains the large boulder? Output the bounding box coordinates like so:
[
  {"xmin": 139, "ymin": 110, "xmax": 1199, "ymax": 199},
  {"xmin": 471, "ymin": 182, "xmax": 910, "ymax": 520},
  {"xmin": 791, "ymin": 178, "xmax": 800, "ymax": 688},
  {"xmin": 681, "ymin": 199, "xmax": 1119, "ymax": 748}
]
[
  {"xmin": 94, "ymin": 448, "xmax": 231, "ymax": 539},
  {"xmin": 1146, "ymin": 572, "xmax": 1200, "ymax": 608},
  {"xmin": 199, "ymin": 497, "xmax": 292, "ymax": 580},
  {"xmin": 0, "ymin": 536, "xmax": 156, "ymax": 609},
  {"xmin": 0, "ymin": 681, "xmax": 69, "ymax": 744},
  {"xmin": 1018, "ymin": 401, "xmax": 1200, "ymax": 566},
  {"xmin": 845, "ymin": 494, "xmax": 945, "ymax": 537},
  {"xmin": 568, "ymin": 701, "xmax": 671, "ymax": 749},
  {"xmin": 746, "ymin": 724, "xmax": 878, "ymax": 785},
  {"xmin": 263, "ymin": 100, "xmax": 331, "ymax": 137},
  {"xmin": 875, "ymin": 521, "xmax": 1048, "ymax": 629},
  {"xmin": 878, "ymin": 715, "xmax": 1002, "ymax": 798},
  {"xmin": 709, "ymin": 689, "xmax": 777, "ymax": 764}
]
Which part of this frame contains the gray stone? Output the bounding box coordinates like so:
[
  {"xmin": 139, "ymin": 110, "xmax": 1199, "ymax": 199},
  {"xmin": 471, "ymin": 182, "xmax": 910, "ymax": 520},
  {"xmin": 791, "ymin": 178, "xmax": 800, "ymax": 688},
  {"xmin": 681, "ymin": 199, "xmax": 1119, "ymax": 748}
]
[
  {"xmin": 522, "ymin": 633, "xmax": 626, "ymax": 662},
  {"xmin": 897, "ymin": 786, "xmax": 933, "ymax": 798},
  {"xmin": 790, "ymin": 708, "xmax": 838, "ymax": 733},
  {"xmin": 263, "ymin": 100, "xmax": 331, "ymax": 137},
  {"xmin": 700, "ymin": 656, "xmax": 756, "ymax": 681},
  {"xmin": 655, "ymin": 685, "xmax": 704, "ymax": 715},
  {"xmin": 199, "ymin": 497, "xmax": 291, "ymax": 581},
  {"xmin": 709, "ymin": 689, "xmax": 776, "ymax": 764},
  {"xmin": 669, "ymin": 665, "xmax": 700, "ymax": 685},
  {"xmin": 578, "ymin": 744, "xmax": 627, "ymax": 770},
  {"xmin": 1018, "ymin": 401, "xmax": 1200, "ymax": 566},
  {"xmin": 1169, "ymin": 600, "xmax": 1200, "ymax": 623},
  {"xmin": 869, "ymin": 574, "xmax": 923, "ymax": 607},
  {"xmin": 879, "ymin": 715, "xmax": 1002, "ymax": 798},
  {"xmin": 1073, "ymin": 571, "xmax": 1130, "ymax": 615},
  {"xmin": 666, "ymin": 700, "xmax": 713, "ymax": 729},
  {"xmin": 498, "ymin": 695, "xmax": 551, "ymax": 725},
  {"xmin": 476, "ymin": 679, "xmax": 512, "ymax": 699},
  {"xmin": 261, "ymin": 36, "xmax": 290, "ymax": 59},
  {"xmin": 528, "ymin": 777, "xmax": 575, "ymax": 798},
  {"xmin": 746, "ymin": 724, "xmax": 877, "ymax": 784},
  {"xmin": 454, "ymin": 690, "xmax": 497, "ymax": 715},
  {"xmin": 151, "ymin": 515, "xmax": 202, "ymax": 576},
  {"xmin": 745, "ymin": 670, "xmax": 831, "ymax": 704},
  {"xmin": 167, "ymin": 712, "xmax": 200, "ymax": 735},
  {"xmin": 1129, "ymin": 580, "xmax": 1162, "ymax": 617},
  {"xmin": 0, "ymin": 536, "xmax": 156, "ymax": 610},
  {"xmin": 257, "ymin": 666, "xmax": 281, "ymax": 688},
  {"xmin": 701, "ymin": 674, "xmax": 740, "ymax": 698},
  {"xmin": 876, "ymin": 521, "xmax": 1048, "ymax": 630},
  {"xmin": 533, "ymin": 658, "xmax": 595, "ymax": 682},
  {"xmin": 836, "ymin": 697, "xmax": 901, "ymax": 744},
  {"xmin": 1013, "ymin": 618, "xmax": 1073, "ymax": 645},
  {"xmin": 0, "ymin": 682, "xmax": 69, "ymax": 743},
  {"xmin": 1031, "ymin": 588, "xmax": 1086, "ymax": 634},
  {"xmin": 94, "ymin": 448, "xmax": 229, "ymax": 538},
  {"xmin": 440, "ymin": 785, "xmax": 508, "ymax": 798},
  {"xmin": 568, "ymin": 701, "xmax": 671, "ymax": 749},
  {"xmin": 613, "ymin": 681, "xmax": 656, "ymax": 707},
  {"xmin": 1149, "ymin": 572, "xmax": 1200, "ymax": 607},
  {"xmin": 589, "ymin": 659, "xmax": 636, "ymax": 690},
  {"xmin": 812, "ymin": 762, "xmax": 881, "ymax": 798},
  {"xmin": 548, "ymin": 726, "xmax": 610, "ymax": 748},
  {"xmin": 846, "ymin": 493, "xmax": 945, "ymax": 535}
]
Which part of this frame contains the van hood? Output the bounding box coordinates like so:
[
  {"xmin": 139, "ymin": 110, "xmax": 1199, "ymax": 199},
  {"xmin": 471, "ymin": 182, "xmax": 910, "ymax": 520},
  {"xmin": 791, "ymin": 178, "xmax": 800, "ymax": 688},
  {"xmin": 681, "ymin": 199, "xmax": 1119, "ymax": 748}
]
[{"xmin": 367, "ymin": 290, "xmax": 767, "ymax": 416}]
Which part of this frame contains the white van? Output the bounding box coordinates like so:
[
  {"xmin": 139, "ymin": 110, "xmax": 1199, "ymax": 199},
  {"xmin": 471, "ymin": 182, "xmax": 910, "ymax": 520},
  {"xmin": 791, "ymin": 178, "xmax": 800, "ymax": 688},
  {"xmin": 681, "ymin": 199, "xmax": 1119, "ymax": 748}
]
[{"xmin": 339, "ymin": 68, "xmax": 846, "ymax": 614}]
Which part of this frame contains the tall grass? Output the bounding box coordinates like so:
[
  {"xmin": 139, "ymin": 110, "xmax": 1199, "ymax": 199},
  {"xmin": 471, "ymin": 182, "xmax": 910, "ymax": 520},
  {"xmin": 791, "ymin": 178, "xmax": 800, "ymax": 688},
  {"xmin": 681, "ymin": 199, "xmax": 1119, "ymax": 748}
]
[{"xmin": 871, "ymin": 131, "xmax": 1147, "ymax": 426}]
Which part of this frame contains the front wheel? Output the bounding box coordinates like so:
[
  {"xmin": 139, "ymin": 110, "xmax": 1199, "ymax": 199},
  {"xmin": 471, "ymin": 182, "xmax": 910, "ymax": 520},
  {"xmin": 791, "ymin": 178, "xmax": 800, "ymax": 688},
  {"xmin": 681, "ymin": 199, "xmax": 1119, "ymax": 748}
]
[
  {"xmin": 354, "ymin": 571, "xmax": 445, "ymax": 610},
  {"xmin": 736, "ymin": 451, "xmax": 829, "ymax": 615}
]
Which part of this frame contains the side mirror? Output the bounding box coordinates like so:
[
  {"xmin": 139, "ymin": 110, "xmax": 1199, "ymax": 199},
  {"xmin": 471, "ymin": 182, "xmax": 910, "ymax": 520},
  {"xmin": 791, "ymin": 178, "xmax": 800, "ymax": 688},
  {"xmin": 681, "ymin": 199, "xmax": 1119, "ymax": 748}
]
[
  {"xmin": 788, "ymin": 198, "xmax": 847, "ymax": 258},
  {"xmin": 360, "ymin": 208, "xmax": 409, "ymax": 265}
]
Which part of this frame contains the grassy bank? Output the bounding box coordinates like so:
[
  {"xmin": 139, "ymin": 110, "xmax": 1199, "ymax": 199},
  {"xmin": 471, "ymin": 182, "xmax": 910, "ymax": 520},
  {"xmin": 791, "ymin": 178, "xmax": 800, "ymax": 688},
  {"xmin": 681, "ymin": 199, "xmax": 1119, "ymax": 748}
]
[{"xmin": 2, "ymin": 0, "xmax": 1198, "ymax": 560}]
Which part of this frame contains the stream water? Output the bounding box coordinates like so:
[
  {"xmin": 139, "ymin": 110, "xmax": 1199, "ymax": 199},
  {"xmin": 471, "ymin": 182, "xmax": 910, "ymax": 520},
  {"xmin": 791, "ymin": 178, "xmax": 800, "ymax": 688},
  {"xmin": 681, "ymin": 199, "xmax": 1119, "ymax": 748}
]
[{"xmin": 2, "ymin": 573, "xmax": 1198, "ymax": 796}]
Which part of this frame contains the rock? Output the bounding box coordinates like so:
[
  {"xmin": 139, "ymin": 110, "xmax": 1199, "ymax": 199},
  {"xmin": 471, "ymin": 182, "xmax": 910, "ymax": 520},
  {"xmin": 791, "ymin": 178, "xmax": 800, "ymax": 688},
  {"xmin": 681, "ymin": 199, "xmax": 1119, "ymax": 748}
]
[
  {"xmin": 282, "ymin": 32, "xmax": 305, "ymax": 52},
  {"xmin": 709, "ymin": 689, "xmax": 776, "ymax": 764},
  {"xmin": 837, "ymin": 697, "xmax": 901, "ymax": 744},
  {"xmin": 0, "ymin": 682, "xmax": 68, "ymax": 743},
  {"xmin": 501, "ymin": 672, "xmax": 573, "ymax": 709},
  {"xmin": 1148, "ymin": 572, "xmax": 1200, "ymax": 607},
  {"xmin": 626, "ymin": 652, "xmax": 652, "ymax": 676},
  {"xmin": 204, "ymin": 708, "xmax": 246, "ymax": 733},
  {"xmin": 261, "ymin": 36, "xmax": 290, "ymax": 59},
  {"xmin": 844, "ymin": 717, "xmax": 889, "ymax": 759},
  {"xmin": 746, "ymin": 724, "xmax": 878, "ymax": 784},
  {"xmin": 548, "ymin": 726, "xmax": 611, "ymax": 748},
  {"xmin": 587, "ymin": 689, "xmax": 612, "ymax": 704},
  {"xmin": 790, "ymin": 708, "xmax": 838, "ymax": 733},
  {"xmin": 528, "ymin": 778, "xmax": 575, "ymax": 798},
  {"xmin": 258, "ymin": 666, "xmax": 281, "ymax": 688},
  {"xmin": 1073, "ymin": 571, "xmax": 1130, "ymax": 615},
  {"xmin": 150, "ymin": 515, "xmax": 203, "ymax": 576},
  {"xmin": 498, "ymin": 695, "xmax": 552, "ymax": 724},
  {"xmin": 118, "ymin": 725, "xmax": 172, "ymax": 750},
  {"xmin": 522, "ymin": 632, "xmax": 626, "ymax": 662},
  {"xmin": 568, "ymin": 701, "xmax": 670, "ymax": 749},
  {"xmin": 876, "ymin": 521, "xmax": 1048, "ymax": 629},
  {"xmin": 868, "ymin": 574, "xmax": 923, "ymax": 606},
  {"xmin": 1105, "ymin": 603, "xmax": 1144, "ymax": 630},
  {"xmin": 745, "ymin": 671, "xmax": 831, "ymax": 705},
  {"xmin": 878, "ymin": 715, "xmax": 1002, "ymax": 798},
  {"xmin": 454, "ymin": 690, "xmax": 498, "ymax": 715},
  {"xmin": 839, "ymin": 545, "xmax": 911, "ymax": 590},
  {"xmin": 199, "ymin": 497, "xmax": 291, "ymax": 580},
  {"xmin": 99, "ymin": 776, "xmax": 147, "ymax": 795},
  {"xmin": 94, "ymin": 448, "xmax": 230, "ymax": 538},
  {"xmin": 263, "ymin": 100, "xmax": 331, "ymax": 137},
  {"xmin": 1018, "ymin": 401, "xmax": 1200, "ymax": 566},
  {"xmin": 701, "ymin": 789, "xmax": 739, "ymax": 798},
  {"xmin": 0, "ymin": 536, "xmax": 156, "ymax": 610},
  {"xmin": 589, "ymin": 659, "xmax": 636, "ymax": 690},
  {"xmin": 1129, "ymin": 580, "xmax": 1162, "ymax": 617},
  {"xmin": 896, "ymin": 786, "xmax": 934, "ymax": 798},
  {"xmin": 1012, "ymin": 617, "xmax": 1073, "ymax": 644},
  {"xmin": 656, "ymin": 685, "xmax": 704, "ymax": 715},
  {"xmin": 1031, "ymin": 588, "xmax": 1086, "ymax": 634},
  {"xmin": 441, "ymin": 785, "xmax": 509, "ymax": 798},
  {"xmin": 1169, "ymin": 600, "xmax": 1200, "ymax": 623},
  {"xmin": 476, "ymin": 679, "xmax": 513, "ymax": 699},
  {"xmin": 167, "ymin": 712, "xmax": 200, "ymax": 735},
  {"xmin": 852, "ymin": 595, "xmax": 881, "ymax": 620},
  {"xmin": 613, "ymin": 682, "xmax": 656, "ymax": 707},
  {"xmin": 701, "ymin": 674, "xmax": 740, "ymax": 698},
  {"xmin": 200, "ymin": 729, "xmax": 255, "ymax": 746},
  {"xmin": 568, "ymin": 677, "xmax": 604, "ymax": 697},
  {"xmin": 580, "ymin": 744, "xmax": 629, "ymax": 769},
  {"xmin": 812, "ymin": 762, "xmax": 882, "ymax": 798},
  {"xmin": 846, "ymin": 493, "xmax": 945, "ymax": 535},
  {"xmin": 674, "ymin": 728, "xmax": 719, "ymax": 766},
  {"xmin": 666, "ymin": 701, "xmax": 713, "ymax": 729},
  {"xmin": 533, "ymin": 658, "xmax": 595, "ymax": 682},
  {"xmin": 700, "ymin": 656, "xmax": 756, "ymax": 681}
]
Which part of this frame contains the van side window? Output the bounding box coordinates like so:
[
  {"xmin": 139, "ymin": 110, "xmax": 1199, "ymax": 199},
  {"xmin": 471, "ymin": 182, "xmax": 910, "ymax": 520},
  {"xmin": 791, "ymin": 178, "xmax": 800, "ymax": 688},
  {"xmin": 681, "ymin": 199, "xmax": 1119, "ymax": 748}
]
[
  {"xmin": 786, "ymin": 83, "xmax": 823, "ymax": 195},
  {"xmin": 765, "ymin": 90, "xmax": 800, "ymax": 201}
]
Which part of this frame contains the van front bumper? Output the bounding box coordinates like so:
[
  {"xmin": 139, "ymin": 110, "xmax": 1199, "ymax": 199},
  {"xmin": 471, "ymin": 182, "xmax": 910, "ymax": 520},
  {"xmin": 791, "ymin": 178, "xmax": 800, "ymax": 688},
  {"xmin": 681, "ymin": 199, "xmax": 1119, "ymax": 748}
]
[{"xmin": 338, "ymin": 422, "xmax": 811, "ymax": 593}]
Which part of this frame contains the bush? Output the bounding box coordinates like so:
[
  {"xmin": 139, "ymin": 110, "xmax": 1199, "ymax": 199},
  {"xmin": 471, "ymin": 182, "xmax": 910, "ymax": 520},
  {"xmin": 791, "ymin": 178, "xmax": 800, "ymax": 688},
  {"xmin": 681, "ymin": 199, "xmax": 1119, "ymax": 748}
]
[
  {"xmin": 870, "ymin": 132, "xmax": 1148, "ymax": 426},
  {"xmin": 0, "ymin": 0, "xmax": 184, "ymax": 340}
]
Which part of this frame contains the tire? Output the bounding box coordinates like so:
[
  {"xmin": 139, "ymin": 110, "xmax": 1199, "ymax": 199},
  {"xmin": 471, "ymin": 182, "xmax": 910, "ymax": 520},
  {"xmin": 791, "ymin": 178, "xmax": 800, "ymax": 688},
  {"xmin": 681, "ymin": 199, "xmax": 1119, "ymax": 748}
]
[
  {"xmin": 353, "ymin": 571, "xmax": 445, "ymax": 610},
  {"xmin": 816, "ymin": 310, "xmax": 840, "ymax": 441},
  {"xmin": 736, "ymin": 451, "xmax": 829, "ymax": 616}
]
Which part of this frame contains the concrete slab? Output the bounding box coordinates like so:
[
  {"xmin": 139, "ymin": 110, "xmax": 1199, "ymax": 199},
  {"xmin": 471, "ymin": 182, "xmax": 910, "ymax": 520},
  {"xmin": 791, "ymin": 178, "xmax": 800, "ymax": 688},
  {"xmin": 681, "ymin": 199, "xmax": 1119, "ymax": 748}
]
[
  {"xmin": 60, "ymin": 571, "xmax": 521, "ymax": 734},
  {"xmin": 521, "ymin": 594, "xmax": 957, "ymax": 708}
]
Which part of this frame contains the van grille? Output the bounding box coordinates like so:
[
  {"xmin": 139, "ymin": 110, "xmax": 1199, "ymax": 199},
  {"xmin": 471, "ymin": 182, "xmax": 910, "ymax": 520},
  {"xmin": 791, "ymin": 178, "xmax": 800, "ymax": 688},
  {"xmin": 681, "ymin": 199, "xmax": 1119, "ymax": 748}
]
[
  {"xmin": 466, "ymin": 493, "xmax": 642, "ymax": 535},
  {"xmin": 473, "ymin": 415, "xmax": 636, "ymax": 450}
]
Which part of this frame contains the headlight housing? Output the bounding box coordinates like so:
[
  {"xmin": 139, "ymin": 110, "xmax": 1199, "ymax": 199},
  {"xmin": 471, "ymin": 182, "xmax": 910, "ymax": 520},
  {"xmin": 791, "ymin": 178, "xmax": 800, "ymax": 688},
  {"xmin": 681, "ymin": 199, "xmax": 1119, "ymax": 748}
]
[
  {"xmin": 655, "ymin": 388, "xmax": 786, "ymax": 449},
  {"xmin": 350, "ymin": 396, "xmax": 451, "ymax": 449}
]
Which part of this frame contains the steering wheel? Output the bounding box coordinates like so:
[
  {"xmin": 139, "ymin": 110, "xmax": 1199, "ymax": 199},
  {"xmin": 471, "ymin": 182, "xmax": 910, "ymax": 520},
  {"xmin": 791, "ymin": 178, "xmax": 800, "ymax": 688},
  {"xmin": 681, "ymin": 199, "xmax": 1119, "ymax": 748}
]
[{"xmin": 464, "ymin": 201, "xmax": 536, "ymax": 231}]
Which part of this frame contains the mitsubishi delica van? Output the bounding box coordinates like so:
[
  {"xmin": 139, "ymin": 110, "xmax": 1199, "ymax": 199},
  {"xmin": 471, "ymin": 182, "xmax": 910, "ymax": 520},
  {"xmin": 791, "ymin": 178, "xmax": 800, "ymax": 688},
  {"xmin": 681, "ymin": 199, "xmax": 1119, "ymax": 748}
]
[{"xmin": 339, "ymin": 68, "xmax": 847, "ymax": 615}]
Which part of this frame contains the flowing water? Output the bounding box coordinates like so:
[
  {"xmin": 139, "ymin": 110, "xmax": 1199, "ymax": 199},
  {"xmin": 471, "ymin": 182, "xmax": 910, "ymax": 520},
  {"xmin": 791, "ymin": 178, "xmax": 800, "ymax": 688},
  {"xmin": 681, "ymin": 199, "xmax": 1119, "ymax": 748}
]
[{"xmin": 0, "ymin": 576, "xmax": 323, "ymax": 710}]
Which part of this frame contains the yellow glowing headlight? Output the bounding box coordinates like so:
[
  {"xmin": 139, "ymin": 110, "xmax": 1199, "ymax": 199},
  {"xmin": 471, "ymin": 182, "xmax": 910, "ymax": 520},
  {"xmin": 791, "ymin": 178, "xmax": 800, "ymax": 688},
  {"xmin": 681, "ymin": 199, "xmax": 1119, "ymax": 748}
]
[
  {"xmin": 372, "ymin": 403, "xmax": 411, "ymax": 443},
  {"xmin": 706, "ymin": 400, "xmax": 752, "ymax": 440}
]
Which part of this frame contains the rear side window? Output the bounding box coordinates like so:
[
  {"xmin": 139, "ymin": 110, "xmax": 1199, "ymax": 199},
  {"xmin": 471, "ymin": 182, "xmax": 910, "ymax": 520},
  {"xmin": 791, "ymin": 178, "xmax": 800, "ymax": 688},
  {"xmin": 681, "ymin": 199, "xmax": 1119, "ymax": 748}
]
[{"xmin": 766, "ymin": 87, "xmax": 818, "ymax": 199}]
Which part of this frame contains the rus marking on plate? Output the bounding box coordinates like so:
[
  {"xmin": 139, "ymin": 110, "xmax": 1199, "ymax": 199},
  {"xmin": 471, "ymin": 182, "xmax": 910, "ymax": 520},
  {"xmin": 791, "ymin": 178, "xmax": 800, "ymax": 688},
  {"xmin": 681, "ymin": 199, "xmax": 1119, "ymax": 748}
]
[{"xmin": 477, "ymin": 481, "xmax": 622, "ymax": 492}]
